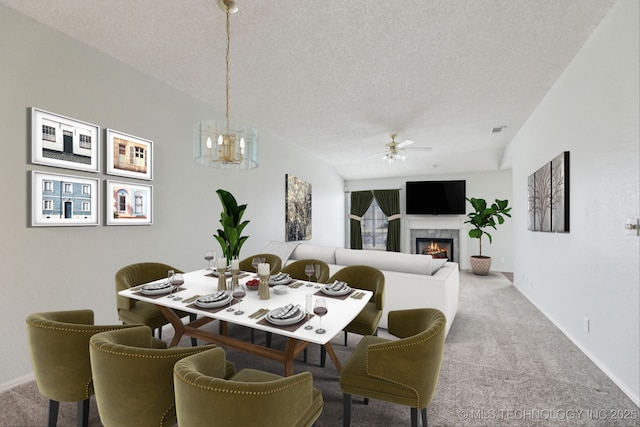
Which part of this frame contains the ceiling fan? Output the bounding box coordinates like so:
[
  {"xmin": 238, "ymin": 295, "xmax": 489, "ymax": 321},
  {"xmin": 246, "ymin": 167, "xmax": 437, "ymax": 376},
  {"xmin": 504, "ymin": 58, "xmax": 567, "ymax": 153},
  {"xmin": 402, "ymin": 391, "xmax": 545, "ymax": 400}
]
[{"xmin": 369, "ymin": 134, "xmax": 432, "ymax": 164}]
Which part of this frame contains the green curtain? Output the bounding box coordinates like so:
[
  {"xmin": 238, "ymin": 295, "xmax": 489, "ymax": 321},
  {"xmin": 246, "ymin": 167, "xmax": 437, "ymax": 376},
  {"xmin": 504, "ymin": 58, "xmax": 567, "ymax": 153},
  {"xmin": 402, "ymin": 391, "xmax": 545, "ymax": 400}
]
[
  {"xmin": 349, "ymin": 191, "xmax": 374, "ymax": 249},
  {"xmin": 373, "ymin": 189, "xmax": 401, "ymax": 252}
]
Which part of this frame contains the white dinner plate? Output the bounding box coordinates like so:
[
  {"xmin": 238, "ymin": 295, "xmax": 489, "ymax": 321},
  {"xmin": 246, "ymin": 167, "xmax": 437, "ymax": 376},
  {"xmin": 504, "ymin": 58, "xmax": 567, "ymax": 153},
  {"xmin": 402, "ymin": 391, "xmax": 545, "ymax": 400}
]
[
  {"xmin": 211, "ymin": 270, "xmax": 233, "ymax": 277},
  {"xmin": 195, "ymin": 293, "xmax": 232, "ymax": 308},
  {"xmin": 268, "ymin": 273, "xmax": 291, "ymax": 286},
  {"xmin": 321, "ymin": 285, "xmax": 351, "ymax": 296},
  {"xmin": 140, "ymin": 285, "xmax": 175, "ymax": 296},
  {"xmin": 266, "ymin": 308, "xmax": 305, "ymax": 325}
]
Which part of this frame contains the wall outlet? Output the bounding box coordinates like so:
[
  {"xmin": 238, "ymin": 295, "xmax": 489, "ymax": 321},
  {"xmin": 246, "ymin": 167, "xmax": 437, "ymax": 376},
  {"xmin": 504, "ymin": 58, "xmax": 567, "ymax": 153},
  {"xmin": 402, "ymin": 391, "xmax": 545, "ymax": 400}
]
[{"xmin": 584, "ymin": 317, "xmax": 590, "ymax": 332}]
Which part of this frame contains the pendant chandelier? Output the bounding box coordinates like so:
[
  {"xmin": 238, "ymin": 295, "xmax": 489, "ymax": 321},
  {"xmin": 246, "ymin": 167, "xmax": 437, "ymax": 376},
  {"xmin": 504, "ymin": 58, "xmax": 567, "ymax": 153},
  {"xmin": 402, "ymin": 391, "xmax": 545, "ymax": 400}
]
[{"xmin": 194, "ymin": 0, "xmax": 258, "ymax": 170}]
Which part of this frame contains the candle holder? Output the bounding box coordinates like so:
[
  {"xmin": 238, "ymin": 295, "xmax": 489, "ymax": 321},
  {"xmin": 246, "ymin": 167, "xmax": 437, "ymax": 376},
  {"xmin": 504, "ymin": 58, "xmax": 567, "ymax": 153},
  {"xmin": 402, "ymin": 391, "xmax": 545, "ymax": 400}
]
[
  {"xmin": 231, "ymin": 268, "xmax": 240, "ymax": 286},
  {"xmin": 218, "ymin": 271, "xmax": 227, "ymax": 291},
  {"xmin": 258, "ymin": 274, "xmax": 270, "ymax": 300}
]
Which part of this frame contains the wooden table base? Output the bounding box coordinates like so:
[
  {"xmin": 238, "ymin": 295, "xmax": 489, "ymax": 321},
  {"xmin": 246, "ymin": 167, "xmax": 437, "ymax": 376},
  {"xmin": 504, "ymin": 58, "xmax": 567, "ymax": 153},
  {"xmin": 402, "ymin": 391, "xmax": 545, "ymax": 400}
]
[{"xmin": 157, "ymin": 306, "xmax": 342, "ymax": 376}]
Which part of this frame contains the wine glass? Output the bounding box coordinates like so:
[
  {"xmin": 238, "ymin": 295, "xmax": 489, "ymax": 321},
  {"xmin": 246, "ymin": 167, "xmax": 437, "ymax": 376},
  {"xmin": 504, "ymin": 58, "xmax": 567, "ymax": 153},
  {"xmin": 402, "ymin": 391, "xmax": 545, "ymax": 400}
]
[
  {"xmin": 172, "ymin": 273, "xmax": 184, "ymax": 301},
  {"xmin": 313, "ymin": 298, "xmax": 327, "ymax": 334},
  {"xmin": 304, "ymin": 294, "xmax": 313, "ymax": 330},
  {"xmin": 314, "ymin": 264, "xmax": 322, "ymax": 288},
  {"xmin": 305, "ymin": 264, "xmax": 314, "ymax": 287},
  {"xmin": 204, "ymin": 251, "xmax": 214, "ymax": 270},
  {"xmin": 251, "ymin": 257, "xmax": 260, "ymax": 275},
  {"xmin": 166, "ymin": 270, "xmax": 175, "ymax": 299},
  {"xmin": 226, "ymin": 279, "xmax": 235, "ymax": 312},
  {"xmin": 232, "ymin": 284, "xmax": 246, "ymax": 315}
]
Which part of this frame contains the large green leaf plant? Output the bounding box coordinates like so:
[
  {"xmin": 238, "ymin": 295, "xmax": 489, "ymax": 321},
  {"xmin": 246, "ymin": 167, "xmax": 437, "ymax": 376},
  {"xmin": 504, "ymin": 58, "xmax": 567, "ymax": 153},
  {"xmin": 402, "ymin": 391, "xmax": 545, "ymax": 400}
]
[
  {"xmin": 464, "ymin": 197, "xmax": 512, "ymax": 257},
  {"xmin": 214, "ymin": 189, "xmax": 249, "ymax": 264}
]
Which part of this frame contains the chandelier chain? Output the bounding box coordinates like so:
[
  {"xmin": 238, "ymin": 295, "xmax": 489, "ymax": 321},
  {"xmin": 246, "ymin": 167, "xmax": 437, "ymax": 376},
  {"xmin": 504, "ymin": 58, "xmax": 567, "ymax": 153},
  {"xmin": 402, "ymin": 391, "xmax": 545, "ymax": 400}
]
[{"xmin": 225, "ymin": 8, "xmax": 231, "ymax": 134}]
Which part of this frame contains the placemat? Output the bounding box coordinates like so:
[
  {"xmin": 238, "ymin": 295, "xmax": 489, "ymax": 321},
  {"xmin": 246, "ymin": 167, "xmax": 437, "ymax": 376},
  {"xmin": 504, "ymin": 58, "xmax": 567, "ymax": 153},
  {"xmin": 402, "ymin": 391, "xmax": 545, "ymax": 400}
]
[
  {"xmin": 257, "ymin": 314, "xmax": 314, "ymax": 332},
  {"xmin": 133, "ymin": 287, "xmax": 185, "ymax": 299},
  {"xmin": 186, "ymin": 299, "xmax": 239, "ymax": 313},
  {"xmin": 313, "ymin": 288, "xmax": 355, "ymax": 300}
]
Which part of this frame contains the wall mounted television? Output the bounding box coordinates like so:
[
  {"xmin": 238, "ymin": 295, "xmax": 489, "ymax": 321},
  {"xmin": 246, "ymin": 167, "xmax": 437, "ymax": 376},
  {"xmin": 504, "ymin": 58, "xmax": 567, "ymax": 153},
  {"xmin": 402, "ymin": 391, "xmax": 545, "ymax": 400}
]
[{"xmin": 405, "ymin": 180, "xmax": 466, "ymax": 215}]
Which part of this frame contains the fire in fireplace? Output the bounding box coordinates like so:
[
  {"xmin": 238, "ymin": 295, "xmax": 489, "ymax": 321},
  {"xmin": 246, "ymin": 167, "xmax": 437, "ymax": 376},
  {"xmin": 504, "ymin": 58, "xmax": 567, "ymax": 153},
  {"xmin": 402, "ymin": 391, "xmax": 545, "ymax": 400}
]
[{"xmin": 416, "ymin": 238, "xmax": 454, "ymax": 262}]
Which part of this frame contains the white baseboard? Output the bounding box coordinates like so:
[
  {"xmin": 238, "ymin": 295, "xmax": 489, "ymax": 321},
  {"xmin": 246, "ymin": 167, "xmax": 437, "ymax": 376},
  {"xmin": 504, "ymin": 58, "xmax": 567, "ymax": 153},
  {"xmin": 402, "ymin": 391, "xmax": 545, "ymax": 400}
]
[
  {"xmin": 515, "ymin": 285, "xmax": 640, "ymax": 407},
  {"xmin": 0, "ymin": 373, "xmax": 35, "ymax": 394}
]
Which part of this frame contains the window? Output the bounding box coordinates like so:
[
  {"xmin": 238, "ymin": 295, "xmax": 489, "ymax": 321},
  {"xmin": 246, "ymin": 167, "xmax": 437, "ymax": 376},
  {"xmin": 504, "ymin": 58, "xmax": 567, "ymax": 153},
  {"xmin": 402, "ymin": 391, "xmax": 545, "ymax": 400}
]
[
  {"xmin": 81, "ymin": 202, "xmax": 90, "ymax": 211},
  {"xmin": 79, "ymin": 134, "xmax": 91, "ymax": 149},
  {"xmin": 63, "ymin": 183, "xmax": 72, "ymax": 193},
  {"xmin": 82, "ymin": 185, "xmax": 90, "ymax": 195},
  {"xmin": 43, "ymin": 200, "xmax": 53, "ymax": 210},
  {"xmin": 361, "ymin": 198, "xmax": 388, "ymax": 250},
  {"xmin": 43, "ymin": 180, "xmax": 53, "ymax": 192},
  {"xmin": 42, "ymin": 125, "xmax": 56, "ymax": 142}
]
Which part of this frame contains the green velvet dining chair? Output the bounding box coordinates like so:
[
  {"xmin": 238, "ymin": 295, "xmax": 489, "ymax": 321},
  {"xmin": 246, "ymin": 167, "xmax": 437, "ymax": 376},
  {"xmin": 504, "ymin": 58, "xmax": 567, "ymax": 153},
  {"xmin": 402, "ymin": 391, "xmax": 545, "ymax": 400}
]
[
  {"xmin": 339, "ymin": 308, "xmax": 446, "ymax": 427},
  {"xmin": 328, "ymin": 265, "xmax": 385, "ymax": 352},
  {"xmin": 238, "ymin": 253, "xmax": 282, "ymax": 274},
  {"xmin": 115, "ymin": 262, "xmax": 196, "ymax": 343},
  {"xmin": 25, "ymin": 309, "xmax": 161, "ymax": 427},
  {"xmin": 282, "ymin": 259, "xmax": 331, "ymax": 283},
  {"xmin": 89, "ymin": 325, "xmax": 235, "ymax": 427},
  {"xmin": 174, "ymin": 347, "xmax": 324, "ymax": 427}
]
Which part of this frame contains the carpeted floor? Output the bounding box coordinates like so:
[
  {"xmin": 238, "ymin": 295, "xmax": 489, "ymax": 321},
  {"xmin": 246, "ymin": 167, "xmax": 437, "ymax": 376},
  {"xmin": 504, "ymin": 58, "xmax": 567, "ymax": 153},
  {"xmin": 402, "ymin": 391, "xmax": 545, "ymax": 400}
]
[{"xmin": 1, "ymin": 271, "xmax": 638, "ymax": 426}]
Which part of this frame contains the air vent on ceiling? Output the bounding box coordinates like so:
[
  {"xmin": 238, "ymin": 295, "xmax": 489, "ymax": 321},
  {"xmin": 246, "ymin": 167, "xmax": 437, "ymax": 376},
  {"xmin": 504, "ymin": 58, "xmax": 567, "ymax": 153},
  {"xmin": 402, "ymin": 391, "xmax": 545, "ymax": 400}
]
[{"xmin": 491, "ymin": 126, "xmax": 507, "ymax": 134}]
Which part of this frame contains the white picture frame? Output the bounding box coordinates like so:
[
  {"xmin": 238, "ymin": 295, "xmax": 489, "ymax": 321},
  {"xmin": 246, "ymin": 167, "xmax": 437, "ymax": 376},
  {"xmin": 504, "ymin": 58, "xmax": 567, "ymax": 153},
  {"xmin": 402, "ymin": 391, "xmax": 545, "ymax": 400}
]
[
  {"xmin": 30, "ymin": 170, "xmax": 99, "ymax": 227},
  {"xmin": 105, "ymin": 128, "xmax": 153, "ymax": 180},
  {"xmin": 30, "ymin": 107, "xmax": 100, "ymax": 173},
  {"xmin": 106, "ymin": 180, "xmax": 153, "ymax": 226}
]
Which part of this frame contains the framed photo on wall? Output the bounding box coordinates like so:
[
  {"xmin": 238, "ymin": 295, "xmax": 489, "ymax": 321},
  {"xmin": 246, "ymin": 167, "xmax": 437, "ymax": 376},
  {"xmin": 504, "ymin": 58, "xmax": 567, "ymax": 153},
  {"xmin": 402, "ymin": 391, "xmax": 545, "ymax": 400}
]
[
  {"xmin": 285, "ymin": 174, "xmax": 312, "ymax": 241},
  {"xmin": 30, "ymin": 107, "xmax": 100, "ymax": 173},
  {"xmin": 105, "ymin": 129, "xmax": 153, "ymax": 180},
  {"xmin": 30, "ymin": 170, "xmax": 99, "ymax": 227},
  {"xmin": 106, "ymin": 180, "xmax": 153, "ymax": 225}
]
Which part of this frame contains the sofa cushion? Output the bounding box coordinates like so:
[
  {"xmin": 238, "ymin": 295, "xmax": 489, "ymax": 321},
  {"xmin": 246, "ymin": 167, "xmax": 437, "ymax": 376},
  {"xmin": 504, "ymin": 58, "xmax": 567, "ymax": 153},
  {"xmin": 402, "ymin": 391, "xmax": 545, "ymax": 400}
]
[
  {"xmin": 335, "ymin": 248, "xmax": 433, "ymax": 275},
  {"xmin": 290, "ymin": 244, "xmax": 336, "ymax": 264},
  {"xmin": 430, "ymin": 258, "xmax": 448, "ymax": 275}
]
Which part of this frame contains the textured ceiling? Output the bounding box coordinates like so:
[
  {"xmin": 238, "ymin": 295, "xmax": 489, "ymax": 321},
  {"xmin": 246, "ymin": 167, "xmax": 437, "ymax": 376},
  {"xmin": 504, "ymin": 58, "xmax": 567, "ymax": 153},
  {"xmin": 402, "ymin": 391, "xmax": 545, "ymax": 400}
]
[{"xmin": 1, "ymin": 0, "xmax": 616, "ymax": 180}]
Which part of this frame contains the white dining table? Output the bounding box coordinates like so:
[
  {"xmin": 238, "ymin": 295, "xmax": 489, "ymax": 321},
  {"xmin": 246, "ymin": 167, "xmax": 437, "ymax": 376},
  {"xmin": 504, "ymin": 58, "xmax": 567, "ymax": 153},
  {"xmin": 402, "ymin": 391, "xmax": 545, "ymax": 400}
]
[{"xmin": 118, "ymin": 269, "xmax": 372, "ymax": 376}]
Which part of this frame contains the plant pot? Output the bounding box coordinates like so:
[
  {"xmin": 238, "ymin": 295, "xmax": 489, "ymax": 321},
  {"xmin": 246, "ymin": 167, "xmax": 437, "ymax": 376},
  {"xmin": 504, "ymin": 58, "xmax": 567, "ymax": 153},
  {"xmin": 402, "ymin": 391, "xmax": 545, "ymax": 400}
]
[{"xmin": 470, "ymin": 255, "xmax": 492, "ymax": 276}]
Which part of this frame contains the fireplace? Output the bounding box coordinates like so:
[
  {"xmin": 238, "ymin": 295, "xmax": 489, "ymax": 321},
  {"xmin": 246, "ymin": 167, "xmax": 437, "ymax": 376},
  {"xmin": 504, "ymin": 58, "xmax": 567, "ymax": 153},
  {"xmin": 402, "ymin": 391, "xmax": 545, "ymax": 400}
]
[
  {"xmin": 410, "ymin": 227, "xmax": 460, "ymax": 263},
  {"xmin": 416, "ymin": 238, "xmax": 454, "ymax": 262}
]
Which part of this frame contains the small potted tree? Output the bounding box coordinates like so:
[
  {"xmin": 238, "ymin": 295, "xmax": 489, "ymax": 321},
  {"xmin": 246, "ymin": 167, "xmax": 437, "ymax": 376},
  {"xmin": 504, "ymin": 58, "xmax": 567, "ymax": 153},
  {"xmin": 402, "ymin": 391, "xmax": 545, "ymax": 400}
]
[
  {"xmin": 214, "ymin": 189, "xmax": 250, "ymax": 265},
  {"xmin": 464, "ymin": 197, "xmax": 511, "ymax": 275}
]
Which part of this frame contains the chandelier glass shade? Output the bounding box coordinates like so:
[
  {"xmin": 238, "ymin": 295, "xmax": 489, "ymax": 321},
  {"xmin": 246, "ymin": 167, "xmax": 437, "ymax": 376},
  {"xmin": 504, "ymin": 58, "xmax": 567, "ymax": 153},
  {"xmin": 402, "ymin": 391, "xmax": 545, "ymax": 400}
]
[
  {"xmin": 193, "ymin": 0, "xmax": 258, "ymax": 170},
  {"xmin": 382, "ymin": 150, "xmax": 406, "ymax": 164}
]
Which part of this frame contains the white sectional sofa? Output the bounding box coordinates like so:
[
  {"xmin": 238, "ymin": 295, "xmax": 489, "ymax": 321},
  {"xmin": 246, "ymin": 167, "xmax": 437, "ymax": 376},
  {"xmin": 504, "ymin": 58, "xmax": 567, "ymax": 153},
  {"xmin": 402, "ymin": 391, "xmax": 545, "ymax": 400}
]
[{"xmin": 262, "ymin": 241, "xmax": 459, "ymax": 336}]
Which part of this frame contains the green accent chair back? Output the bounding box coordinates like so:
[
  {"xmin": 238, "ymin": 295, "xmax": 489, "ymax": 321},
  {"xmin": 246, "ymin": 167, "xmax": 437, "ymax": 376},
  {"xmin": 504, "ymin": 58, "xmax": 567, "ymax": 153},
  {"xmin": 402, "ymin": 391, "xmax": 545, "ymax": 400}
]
[
  {"xmin": 282, "ymin": 259, "xmax": 331, "ymax": 283},
  {"xmin": 174, "ymin": 347, "xmax": 324, "ymax": 427},
  {"xmin": 89, "ymin": 326, "xmax": 235, "ymax": 427},
  {"xmin": 238, "ymin": 253, "xmax": 282, "ymax": 274},
  {"xmin": 25, "ymin": 309, "xmax": 155, "ymax": 427},
  {"xmin": 339, "ymin": 308, "xmax": 446, "ymax": 427},
  {"xmin": 328, "ymin": 265, "xmax": 385, "ymax": 345},
  {"xmin": 115, "ymin": 262, "xmax": 193, "ymax": 339}
]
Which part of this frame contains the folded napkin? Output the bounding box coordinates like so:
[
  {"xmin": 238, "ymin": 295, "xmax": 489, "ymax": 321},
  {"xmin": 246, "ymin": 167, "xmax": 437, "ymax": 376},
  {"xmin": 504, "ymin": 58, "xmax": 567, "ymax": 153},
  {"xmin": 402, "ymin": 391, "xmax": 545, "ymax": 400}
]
[
  {"xmin": 269, "ymin": 272, "xmax": 290, "ymax": 281},
  {"xmin": 142, "ymin": 281, "xmax": 170, "ymax": 290},
  {"xmin": 270, "ymin": 303, "xmax": 300, "ymax": 319},
  {"xmin": 325, "ymin": 280, "xmax": 347, "ymax": 291},
  {"xmin": 197, "ymin": 291, "xmax": 228, "ymax": 303}
]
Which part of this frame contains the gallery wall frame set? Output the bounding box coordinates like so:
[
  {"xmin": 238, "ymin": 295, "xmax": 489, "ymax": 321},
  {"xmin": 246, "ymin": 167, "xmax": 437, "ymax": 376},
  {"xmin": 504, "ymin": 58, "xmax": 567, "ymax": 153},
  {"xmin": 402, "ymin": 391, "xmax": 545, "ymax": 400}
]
[
  {"xmin": 527, "ymin": 151, "xmax": 570, "ymax": 232},
  {"xmin": 29, "ymin": 107, "xmax": 154, "ymax": 226}
]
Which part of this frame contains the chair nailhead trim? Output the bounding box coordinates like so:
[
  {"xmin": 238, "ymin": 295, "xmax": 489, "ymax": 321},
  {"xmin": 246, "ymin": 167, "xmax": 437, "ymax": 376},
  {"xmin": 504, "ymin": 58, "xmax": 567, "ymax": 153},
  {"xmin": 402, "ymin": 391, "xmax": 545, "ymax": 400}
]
[{"xmin": 175, "ymin": 370, "xmax": 310, "ymax": 395}]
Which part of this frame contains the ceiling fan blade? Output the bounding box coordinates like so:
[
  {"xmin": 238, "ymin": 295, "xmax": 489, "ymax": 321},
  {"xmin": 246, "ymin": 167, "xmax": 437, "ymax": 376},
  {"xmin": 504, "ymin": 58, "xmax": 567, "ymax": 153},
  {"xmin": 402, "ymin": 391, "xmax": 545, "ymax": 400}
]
[
  {"xmin": 365, "ymin": 151, "xmax": 388, "ymax": 158},
  {"xmin": 396, "ymin": 139, "xmax": 415, "ymax": 148}
]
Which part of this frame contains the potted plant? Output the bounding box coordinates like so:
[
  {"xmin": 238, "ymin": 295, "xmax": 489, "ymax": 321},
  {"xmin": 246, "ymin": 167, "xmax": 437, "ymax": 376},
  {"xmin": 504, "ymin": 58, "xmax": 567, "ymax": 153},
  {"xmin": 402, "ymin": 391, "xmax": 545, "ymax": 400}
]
[
  {"xmin": 464, "ymin": 197, "xmax": 511, "ymax": 275},
  {"xmin": 214, "ymin": 189, "xmax": 250, "ymax": 264}
]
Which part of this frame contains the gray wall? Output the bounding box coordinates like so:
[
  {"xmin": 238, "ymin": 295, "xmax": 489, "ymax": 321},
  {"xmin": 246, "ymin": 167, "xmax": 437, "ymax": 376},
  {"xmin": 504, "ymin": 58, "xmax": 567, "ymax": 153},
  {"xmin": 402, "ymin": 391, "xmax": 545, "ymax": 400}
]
[
  {"xmin": 510, "ymin": 0, "xmax": 639, "ymax": 404},
  {"xmin": 0, "ymin": 5, "xmax": 345, "ymax": 387}
]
